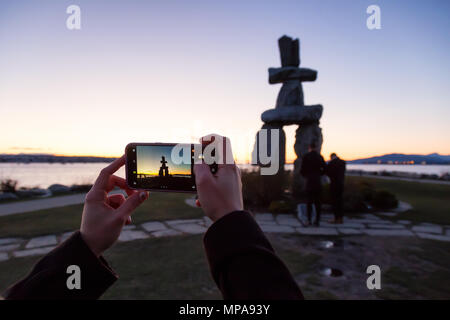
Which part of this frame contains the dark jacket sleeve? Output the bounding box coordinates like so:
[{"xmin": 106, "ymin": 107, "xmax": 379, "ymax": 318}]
[
  {"xmin": 3, "ymin": 231, "xmax": 118, "ymax": 300},
  {"xmin": 203, "ymin": 211, "xmax": 304, "ymax": 300}
]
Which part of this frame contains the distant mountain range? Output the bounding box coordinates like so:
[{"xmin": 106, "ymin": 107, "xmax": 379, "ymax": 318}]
[
  {"xmin": 1, "ymin": 152, "xmax": 450, "ymax": 165},
  {"xmin": 0, "ymin": 154, "xmax": 116, "ymax": 163},
  {"xmin": 348, "ymin": 153, "xmax": 450, "ymax": 165}
]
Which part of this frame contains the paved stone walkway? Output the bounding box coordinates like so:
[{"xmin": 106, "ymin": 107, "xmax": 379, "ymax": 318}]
[
  {"xmin": 1, "ymin": 212, "xmax": 449, "ymax": 262},
  {"xmin": 0, "ymin": 190, "xmax": 126, "ymax": 217}
]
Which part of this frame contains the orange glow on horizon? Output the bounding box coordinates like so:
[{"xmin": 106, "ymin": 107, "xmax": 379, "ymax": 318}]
[{"xmin": 137, "ymin": 170, "xmax": 191, "ymax": 175}]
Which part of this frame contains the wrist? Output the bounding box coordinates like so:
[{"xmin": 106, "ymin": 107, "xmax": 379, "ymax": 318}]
[
  {"xmin": 209, "ymin": 207, "xmax": 243, "ymax": 222},
  {"xmin": 80, "ymin": 231, "xmax": 102, "ymax": 257}
]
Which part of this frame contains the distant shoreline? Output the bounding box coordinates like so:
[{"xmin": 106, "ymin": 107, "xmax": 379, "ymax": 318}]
[{"xmin": 0, "ymin": 154, "xmax": 117, "ymax": 163}]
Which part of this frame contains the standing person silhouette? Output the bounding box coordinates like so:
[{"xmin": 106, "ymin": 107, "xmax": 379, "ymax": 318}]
[
  {"xmin": 326, "ymin": 153, "xmax": 346, "ymax": 224},
  {"xmin": 300, "ymin": 142, "xmax": 326, "ymax": 226}
]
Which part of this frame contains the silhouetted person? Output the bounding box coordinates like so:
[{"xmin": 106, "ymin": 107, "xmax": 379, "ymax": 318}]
[
  {"xmin": 300, "ymin": 142, "xmax": 326, "ymax": 226},
  {"xmin": 326, "ymin": 153, "xmax": 346, "ymax": 224}
]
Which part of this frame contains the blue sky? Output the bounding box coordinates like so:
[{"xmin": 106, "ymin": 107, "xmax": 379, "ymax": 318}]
[{"xmin": 0, "ymin": 0, "xmax": 449, "ymax": 161}]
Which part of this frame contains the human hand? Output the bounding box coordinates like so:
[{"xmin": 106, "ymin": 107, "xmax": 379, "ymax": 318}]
[
  {"xmin": 80, "ymin": 155, "xmax": 148, "ymax": 256},
  {"xmin": 194, "ymin": 134, "xmax": 243, "ymax": 222}
]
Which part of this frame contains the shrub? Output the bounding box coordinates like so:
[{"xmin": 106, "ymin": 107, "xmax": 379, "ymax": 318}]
[
  {"xmin": 343, "ymin": 193, "xmax": 368, "ymax": 212},
  {"xmin": 0, "ymin": 179, "xmax": 18, "ymax": 193},
  {"xmin": 70, "ymin": 184, "xmax": 93, "ymax": 192},
  {"xmin": 241, "ymin": 169, "xmax": 290, "ymax": 209},
  {"xmin": 370, "ymin": 190, "xmax": 398, "ymax": 210},
  {"xmin": 241, "ymin": 169, "xmax": 398, "ymax": 213}
]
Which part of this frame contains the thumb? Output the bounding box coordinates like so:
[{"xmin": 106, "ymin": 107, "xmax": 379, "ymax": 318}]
[{"xmin": 116, "ymin": 191, "xmax": 148, "ymax": 219}]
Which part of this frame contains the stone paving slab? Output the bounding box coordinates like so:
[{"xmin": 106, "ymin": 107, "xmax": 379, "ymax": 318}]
[
  {"xmin": 0, "ymin": 252, "xmax": 9, "ymax": 261},
  {"xmin": 203, "ymin": 217, "xmax": 213, "ymax": 227},
  {"xmin": 419, "ymin": 222, "xmax": 441, "ymax": 227},
  {"xmin": 275, "ymin": 214, "xmax": 296, "ymax": 220},
  {"xmin": 122, "ymin": 225, "xmax": 136, "ymax": 230},
  {"xmin": 446, "ymin": 229, "xmax": 450, "ymax": 237},
  {"xmin": 59, "ymin": 231, "xmax": 75, "ymax": 243},
  {"xmin": 398, "ymin": 220, "xmax": 412, "ymax": 225},
  {"xmin": 184, "ymin": 198, "xmax": 197, "ymax": 208},
  {"xmin": 172, "ymin": 223, "xmax": 207, "ymax": 234},
  {"xmin": 13, "ymin": 246, "xmax": 56, "ymax": 258},
  {"xmin": 338, "ymin": 228, "xmax": 363, "ymax": 235},
  {"xmin": 335, "ymin": 222, "xmax": 366, "ymax": 229},
  {"xmin": 0, "ymin": 238, "xmax": 23, "ymax": 245},
  {"xmin": 296, "ymin": 227, "xmax": 339, "ymax": 236},
  {"xmin": 275, "ymin": 216, "xmax": 302, "ymax": 227},
  {"xmin": 367, "ymin": 224, "xmax": 406, "ymax": 229},
  {"xmin": 260, "ymin": 225, "xmax": 296, "ymax": 233},
  {"xmin": 25, "ymin": 235, "xmax": 57, "ymax": 249},
  {"xmin": 141, "ymin": 221, "xmax": 167, "ymax": 232},
  {"xmin": 393, "ymin": 201, "xmax": 413, "ymax": 213},
  {"xmin": 254, "ymin": 213, "xmax": 275, "ymax": 221},
  {"xmin": 411, "ymin": 225, "xmax": 443, "ymax": 234},
  {"xmin": 377, "ymin": 212, "xmax": 398, "ymax": 217},
  {"xmin": 319, "ymin": 222, "xmax": 365, "ymax": 229},
  {"xmin": 256, "ymin": 220, "xmax": 279, "ymax": 226},
  {"xmin": 364, "ymin": 229, "xmax": 414, "ymax": 236},
  {"xmin": 347, "ymin": 219, "xmax": 392, "ymax": 224},
  {"xmin": 277, "ymin": 220, "xmax": 302, "ymax": 227},
  {"xmin": 361, "ymin": 214, "xmax": 381, "ymax": 220},
  {"xmin": 166, "ymin": 219, "xmax": 204, "ymax": 226},
  {"xmin": 151, "ymin": 229, "xmax": 182, "ymax": 238},
  {"xmin": 118, "ymin": 230, "xmax": 149, "ymax": 242},
  {"xmin": 416, "ymin": 233, "xmax": 450, "ymax": 242},
  {"xmin": 0, "ymin": 243, "xmax": 21, "ymax": 252}
]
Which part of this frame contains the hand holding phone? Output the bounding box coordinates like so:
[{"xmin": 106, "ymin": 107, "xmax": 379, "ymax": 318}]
[{"xmin": 195, "ymin": 134, "xmax": 243, "ymax": 221}]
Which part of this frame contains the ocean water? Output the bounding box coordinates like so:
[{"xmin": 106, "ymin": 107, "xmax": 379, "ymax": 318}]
[{"xmin": 0, "ymin": 163, "xmax": 449, "ymax": 189}]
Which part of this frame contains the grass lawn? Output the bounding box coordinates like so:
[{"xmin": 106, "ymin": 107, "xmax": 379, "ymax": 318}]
[
  {"xmin": 0, "ymin": 192, "xmax": 202, "ymax": 238},
  {"xmin": 1, "ymin": 233, "xmax": 448, "ymax": 299},
  {"xmin": 347, "ymin": 176, "xmax": 450, "ymax": 225},
  {"xmin": 375, "ymin": 239, "xmax": 450, "ymax": 299}
]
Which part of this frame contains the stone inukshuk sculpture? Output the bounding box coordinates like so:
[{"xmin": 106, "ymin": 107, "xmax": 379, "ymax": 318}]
[{"xmin": 255, "ymin": 35, "xmax": 323, "ymax": 199}]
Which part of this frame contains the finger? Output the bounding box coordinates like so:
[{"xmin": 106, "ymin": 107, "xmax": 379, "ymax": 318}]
[
  {"xmin": 116, "ymin": 190, "xmax": 148, "ymax": 219},
  {"xmin": 107, "ymin": 194, "xmax": 126, "ymax": 209},
  {"xmin": 93, "ymin": 155, "xmax": 126, "ymax": 191},
  {"xmin": 195, "ymin": 199, "xmax": 201, "ymax": 207},
  {"xmin": 194, "ymin": 163, "xmax": 214, "ymax": 186},
  {"xmin": 125, "ymin": 216, "xmax": 132, "ymax": 225},
  {"xmin": 107, "ymin": 175, "xmax": 135, "ymax": 196}
]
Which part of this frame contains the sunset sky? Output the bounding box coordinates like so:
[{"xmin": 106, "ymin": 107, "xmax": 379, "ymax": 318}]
[
  {"xmin": 0, "ymin": 0, "xmax": 449, "ymax": 162},
  {"xmin": 136, "ymin": 145, "xmax": 191, "ymax": 175}
]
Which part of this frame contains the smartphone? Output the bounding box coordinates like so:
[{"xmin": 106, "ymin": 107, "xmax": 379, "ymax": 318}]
[{"xmin": 125, "ymin": 143, "xmax": 199, "ymax": 193}]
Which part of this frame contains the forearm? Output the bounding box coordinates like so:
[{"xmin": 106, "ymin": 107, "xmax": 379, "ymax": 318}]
[
  {"xmin": 203, "ymin": 211, "xmax": 304, "ymax": 300},
  {"xmin": 3, "ymin": 231, "xmax": 118, "ymax": 300}
]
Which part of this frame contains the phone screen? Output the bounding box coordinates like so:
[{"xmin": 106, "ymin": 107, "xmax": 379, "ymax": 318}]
[{"xmin": 126, "ymin": 143, "xmax": 198, "ymax": 192}]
